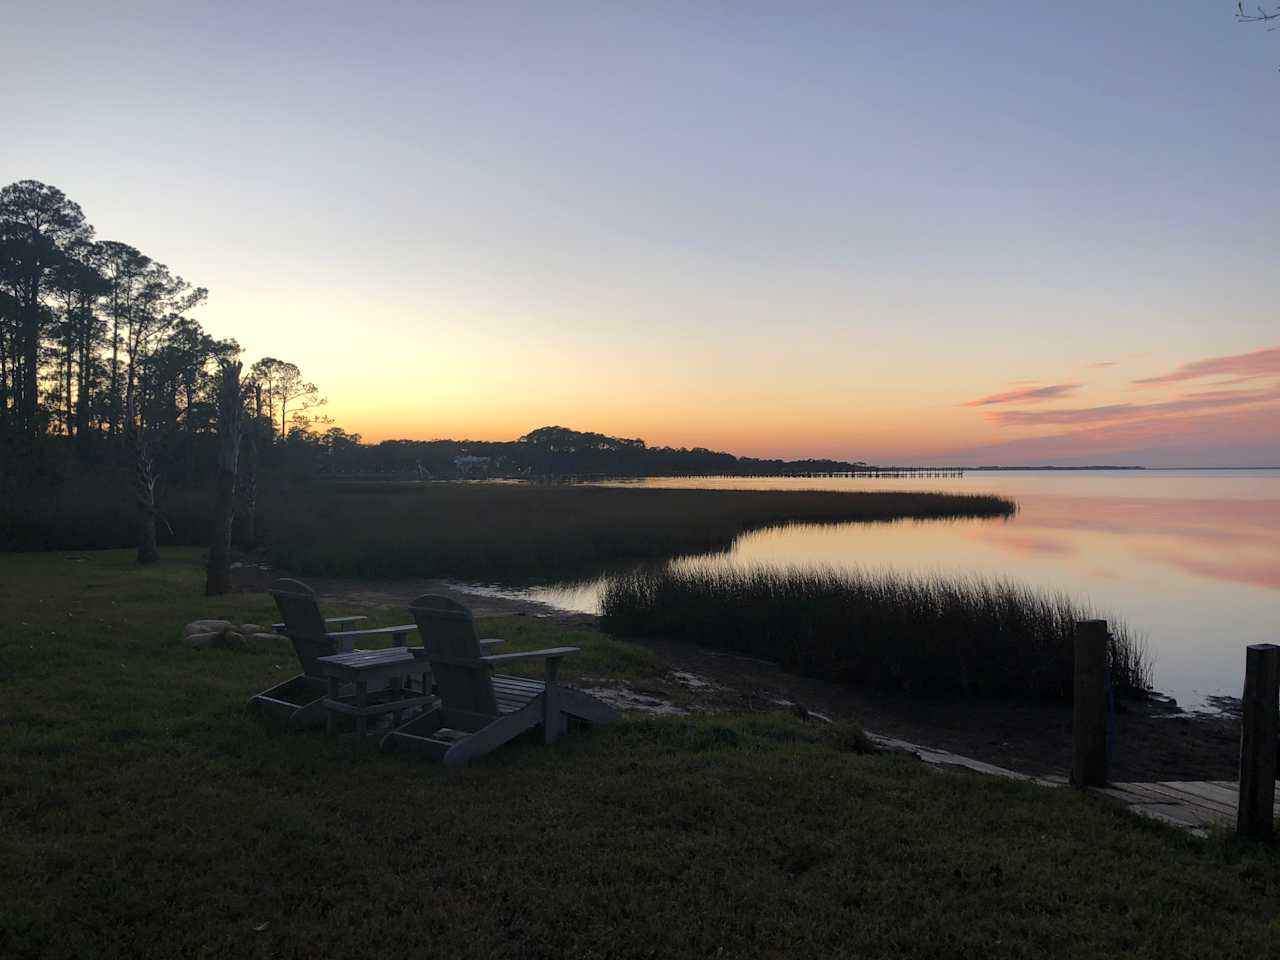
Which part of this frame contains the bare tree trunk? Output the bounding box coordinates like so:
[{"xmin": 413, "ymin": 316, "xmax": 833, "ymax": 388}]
[
  {"xmin": 64, "ymin": 339, "xmax": 74, "ymax": 438},
  {"xmin": 206, "ymin": 360, "xmax": 243, "ymax": 596},
  {"xmin": 128, "ymin": 397, "xmax": 160, "ymax": 564},
  {"xmin": 234, "ymin": 425, "xmax": 258, "ymax": 549},
  {"xmin": 108, "ymin": 304, "xmax": 120, "ymax": 438}
]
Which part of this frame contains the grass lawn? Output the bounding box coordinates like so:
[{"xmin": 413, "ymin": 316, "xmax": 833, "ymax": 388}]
[{"xmin": 3, "ymin": 549, "xmax": 1280, "ymax": 958}]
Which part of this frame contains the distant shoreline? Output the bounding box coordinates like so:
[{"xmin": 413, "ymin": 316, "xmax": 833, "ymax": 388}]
[{"xmin": 958, "ymin": 465, "xmax": 1278, "ymax": 472}]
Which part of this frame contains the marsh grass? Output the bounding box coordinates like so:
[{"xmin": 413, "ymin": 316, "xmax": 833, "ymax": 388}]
[
  {"xmin": 259, "ymin": 482, "xmax": 1016, "ymax": 579},
  {"xmin": 601, "ymin": 565, "xmax": 1153, "ymax": 700},
  {"xmin": 0, "ymin": 470, "xmax": 214, "ymax": 551}
]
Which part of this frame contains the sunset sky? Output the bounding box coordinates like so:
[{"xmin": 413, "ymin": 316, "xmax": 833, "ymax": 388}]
[{"xmin": 6, "ymin": 2, "xmax": 1278, "ymax": 465}]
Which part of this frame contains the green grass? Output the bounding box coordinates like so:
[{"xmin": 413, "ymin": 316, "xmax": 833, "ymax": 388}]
[
  {"xmin": 258, "ymin": 482, "xmax": 1016, "ymax": 579},
  {"xmin": 601, "ymin": 564, "xmax": 1152, "ymax": 700},
  {"xmin": 3, "ymin": 549, "xmax": 1279, "ymax": 958}
]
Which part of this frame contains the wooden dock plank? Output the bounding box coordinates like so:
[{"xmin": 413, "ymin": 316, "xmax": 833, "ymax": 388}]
[
  {"xmin": 1143, "ymin": 782, "xmax": 1237, "ymax": 818},
  {"xmin": 1167, "ymin": 781, "xmax": 1240, "ymax": 808},
  {"xmin": 1097, "ymin": 780, "xmax": 1280, "ymax": 833},
  {"xmin": 1106, "ymin": 782, "xmax": 1188, "ymax": 804}
]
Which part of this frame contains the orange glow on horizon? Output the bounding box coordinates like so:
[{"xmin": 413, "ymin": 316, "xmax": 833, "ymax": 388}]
[{"xmin": 300, "ymin": 340, "xmax": 1280, "ymax": 467}]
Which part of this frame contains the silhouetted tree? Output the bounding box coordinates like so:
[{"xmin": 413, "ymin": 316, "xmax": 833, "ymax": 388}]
[
  {"xmin": 94, "ymin": 240, "xmax": 151, "ymax": 438},
  {"xmin": 48, "ymin": 239, "xmax": 108, "ymax": 440},
  {"xmin": 126, "ymin": 396, "xmax": 160, "ymax": 564},
  {"xmin": 247, "ymin": 356, "xmax": 325, "ymax": 437},
  {"xmin": 0, "ymin": 181, "xmax": 92, "ymax": 443},
  {"xmin": 206, "ymin": 359, "xmax": 243, "ymax": 595},
  {"xmin": 234, "ymin": 411, "xmax": 272, "ymax": 548},
  {"xmin": 1238, "ymin": 3, "xmax": 1280, "ymax": 26}
]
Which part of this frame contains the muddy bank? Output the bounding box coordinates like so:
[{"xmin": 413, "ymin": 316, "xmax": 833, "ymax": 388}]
[{"xmin": 621, "ymin": 634, "xmax": 1242, "ymax": 783}]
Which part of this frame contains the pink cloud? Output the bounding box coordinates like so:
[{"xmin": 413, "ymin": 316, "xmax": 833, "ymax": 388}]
[
  {"xmin": 938, "ymin": 404, "xmax": 1280, "ymax": 466},
  {"xmin": 1086, "ymin": 361, "xmax": 1117, "ymax": 369},
  {"xmin": 1133, "ymin": 345, "xmax": 1280, "ymax": 386},
  {"xmin": 961, "ymin": 382, "xmax": 1082, "ymax": 407},
  {"xmin": 986, "ymin": 386, "xmax": 1280, "ymax": 428}
]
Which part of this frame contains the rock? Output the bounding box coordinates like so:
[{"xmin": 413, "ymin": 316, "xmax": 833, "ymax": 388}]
[
  {"xmin": 186, "ymin": 631, "xmax": 220, "ymax": 649},
  {"xmin": 217, "ymin": 630, "xmax": 248, "ymax": 651},
  {"xmin": 184, "ymin": 619, "xmax": 233, "ymax": 639}
]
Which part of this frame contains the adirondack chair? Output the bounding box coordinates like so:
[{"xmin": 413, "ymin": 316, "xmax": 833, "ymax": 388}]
[
  {"xmin": 251, "ymin": 578, "xmax": 421, "ymax": 730},
  {"xmin": 382, "ymin": 595, "xmax": 619, "ymax": 765}
]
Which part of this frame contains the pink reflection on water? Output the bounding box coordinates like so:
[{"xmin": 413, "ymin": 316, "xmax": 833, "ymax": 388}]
[
  {"xmin": 532, "ymin": 472, "xmax": 1280, "ymax": 706},
  {"xmin": 968, "ymin": 495, "xmax": 1280, "ymax": 592}
]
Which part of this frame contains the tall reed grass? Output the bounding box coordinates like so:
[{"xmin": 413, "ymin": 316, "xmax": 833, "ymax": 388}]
[
  {"xmin": 0, "ymin": 471, "xmax": 213, "ymax": 551},
  {"xmin": 259, "ymin": 483, "xmax": 1016, "ymax": 579},
  {"xmin": 601, "ymin": 565, "xmax": 1152, "ymax": 700}
]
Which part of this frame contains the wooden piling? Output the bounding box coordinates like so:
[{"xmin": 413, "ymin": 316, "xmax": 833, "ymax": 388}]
[
  {"xmin": 1071, "ymin": 619, "xmax": 1109, "ymax": 788},
  {"xmin": 1237, "ymin": 643, "xmax": 1280, "ymax": 839}
]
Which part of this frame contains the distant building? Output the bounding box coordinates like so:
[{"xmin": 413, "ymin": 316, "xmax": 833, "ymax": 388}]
[{"xmin": 453, "ymin": 455, "xmax": 491, "ymax": 478}]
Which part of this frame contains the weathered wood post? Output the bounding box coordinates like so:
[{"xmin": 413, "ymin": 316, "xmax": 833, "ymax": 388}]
[
  {"xmin": 1071, "ymin": 619, "xmax": 1109, "ymax": 788},
  {"xmin": 1237, "ymin": 643, "xmax": 1279, "ymax": 840}
]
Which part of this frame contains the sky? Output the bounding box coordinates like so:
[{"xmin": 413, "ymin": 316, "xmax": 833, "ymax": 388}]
[{"xmin": 4, "ymin": 1, "xmax": 1278, "ymax": 466}]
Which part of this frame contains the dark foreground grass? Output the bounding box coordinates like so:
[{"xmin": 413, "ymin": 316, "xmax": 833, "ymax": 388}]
[
  {"xmin": 3, "ymin": 550, "xmax": 1278, "ymax": 959},
  {"xmin": 601, "ymin": 566, "xmax": 1153, "ymax": 700},
  {"xmin": 259, "ymin": 482, "xmax": 1016, "ymax": 579}
]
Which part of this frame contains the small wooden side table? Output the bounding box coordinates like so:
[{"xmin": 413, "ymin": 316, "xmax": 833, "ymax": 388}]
[{"xmin": 317, "ymin": 648, "xmax": 434, "ymax": 739}]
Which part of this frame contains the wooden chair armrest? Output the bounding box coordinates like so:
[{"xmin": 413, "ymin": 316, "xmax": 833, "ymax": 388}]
[
  {"xmin": 328, "ymin": 624, "xmax": 417, "ymax": 647},
  {"xmin": 481, "ymin": 646, "xmax": 579, "ymax": 665},
  {"xmin": 403, "ymin": 640, "xmax": 499, "ymax": 659},
  {"xmin": 411, "ymin": 645, "xmax": 571, "ymax": 670},
  {"xmin": 272, "ymin": 616, "xmax": 368, "ymax": 631}
]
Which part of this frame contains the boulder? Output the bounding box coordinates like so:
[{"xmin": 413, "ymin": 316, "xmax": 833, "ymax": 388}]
[
  {"xmin": 216, "ymin": 630, "xmax": 248, "ymax": 651},
  {"xmin": 182, "ymin": 619, "xmax": 284, "ymax": 652},
  {"xmin": 184, "ymin": 619, "xmax": 233, "ymax": 639}
]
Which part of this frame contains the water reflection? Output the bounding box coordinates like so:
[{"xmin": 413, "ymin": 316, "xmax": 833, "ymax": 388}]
[{"xmin": 461, "ymin": 470, "xmax": 1280, "ymax": 709}]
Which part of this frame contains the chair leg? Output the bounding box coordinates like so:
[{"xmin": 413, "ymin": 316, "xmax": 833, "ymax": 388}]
[
  {"xmin": 356, "ymin": 680, "xmax": 368, "ymax": 738},
  {"xmin": 326, "ymin": 676, "xmax": 340, "ymax": 736}
]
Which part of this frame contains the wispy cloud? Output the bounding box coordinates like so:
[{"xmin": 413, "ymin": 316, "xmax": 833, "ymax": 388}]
[
  {"xmin": 937, "ymin": 405, "xmax": 1280, "ymax": 467},
  {"xmin": 960, "ymin": 382, "xmax": 1082, "ymax": 407},
  {"xmin": 1133, "ymin": 345, "xmax": 1280, "ymax": 386},
  {"xmin": 986, "ymin": 386, "xmax": 1280, "ymax": 427},
  {"xmin": 1086, "ymin": 361, "xmax": 1117, "ymax": 369}
]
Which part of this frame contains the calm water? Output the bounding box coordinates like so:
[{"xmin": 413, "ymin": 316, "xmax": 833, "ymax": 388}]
[{"xmin": 461, "ymin": 470, "xmax": 1280, "ymax": 709}]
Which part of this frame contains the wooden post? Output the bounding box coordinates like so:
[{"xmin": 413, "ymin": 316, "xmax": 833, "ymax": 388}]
[
  {"xmin": 1237, "ymin": 643, "xmax": 1279, "ymax": 840},
  {"xmin": 1071, "ymin": 620, "xmax": 1109, "ymax": 788}
]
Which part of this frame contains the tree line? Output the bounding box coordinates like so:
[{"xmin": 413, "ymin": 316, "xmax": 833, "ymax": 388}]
[
  {"xmin": 0, "ymin": 179, "xmax": 344, "ymax": 590},
  {"xmin": 1, "ymin": 180, "xmax": 866, "ymax": 586},
  {"xmin": 0, "ymin": 180, "xmax": 334, "ymax": 480},
  {"xmin": 311, "ymin": 425, "xmax": 866, "ymax": 479}
]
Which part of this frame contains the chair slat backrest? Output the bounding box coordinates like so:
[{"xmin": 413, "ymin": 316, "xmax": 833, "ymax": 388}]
[
  {"xmin": 408, "ymin": 595, "xmax": 498, "ymax": 716},
  {"xmin": 268, "ymin": 578, "xmax": 335, "ymax": 677}
]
